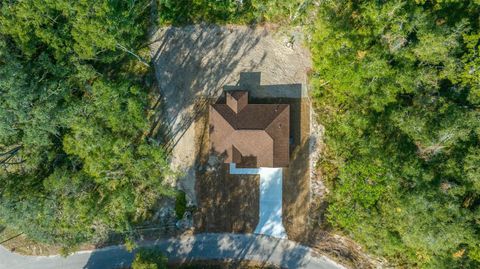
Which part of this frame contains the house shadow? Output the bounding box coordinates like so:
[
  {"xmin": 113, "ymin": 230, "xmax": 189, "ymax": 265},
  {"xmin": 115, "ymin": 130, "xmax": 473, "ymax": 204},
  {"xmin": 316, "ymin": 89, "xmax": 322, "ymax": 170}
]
[
  {"xmin": 220, "ymin": 71, "xmax": 305, "ymax": 152},
  {"xmin": 149, "ymin": 26, "xmax": 268, "ymax": 153},
  {"xmin": 223, "ymin": 72, "xmax": 305, "ymax": 99}
]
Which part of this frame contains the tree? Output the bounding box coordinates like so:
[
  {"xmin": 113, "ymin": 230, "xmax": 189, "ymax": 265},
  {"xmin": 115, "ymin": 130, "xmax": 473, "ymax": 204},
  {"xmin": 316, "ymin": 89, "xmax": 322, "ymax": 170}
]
[
  {"xmin": 0, "ymin": 0, "xmax": 172, "ymax": 251},
  {"xmin": 131, "ymin": 248, "xmax": 167, "ymax": 269},
  {"xmin": 157, "ymin": 0, "xmax": 255, "ymax": 25},
  {"xmin": 311, "ymin": 0, "xmax": 480, "ymax": 268},
  {"xmin": 0, "ymin": 0, "xmax": 149, "ymax": 62}
]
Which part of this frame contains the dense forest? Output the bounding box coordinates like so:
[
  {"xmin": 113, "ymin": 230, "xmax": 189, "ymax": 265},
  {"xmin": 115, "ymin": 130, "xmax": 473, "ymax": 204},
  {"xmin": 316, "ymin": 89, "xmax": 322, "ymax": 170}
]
[
  {"xmin": 0, "ymin": 0, "xmax": 479, "ymax": 268},
  {"xmin": 311, "ymin": 1, "xmax": 479, "ymax": 268},
  {"xmin": 0, "ymin": 0, "xmax": 172, "ymax": 251}
]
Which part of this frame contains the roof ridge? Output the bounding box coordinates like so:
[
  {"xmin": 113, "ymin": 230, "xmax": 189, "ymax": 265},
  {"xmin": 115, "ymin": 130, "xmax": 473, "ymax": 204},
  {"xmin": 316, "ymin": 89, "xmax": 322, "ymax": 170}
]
[
  {"xmin": 212, "ymin": 105, "xmax": 236, "ymax": 130},
  {"xmin": 214, "ymin": 104, "xmax": 288, "ymax": 131},
  {"xmin": 264, "ymin": 105, "xmax": 289, "ymax": 138},
  {"xmin": 210, "ymin": 105, "xmax": 236, "ymax": 134},
  {"xmin": 210, "ymin": 98, "xmax": 289, "ymax": 168}
]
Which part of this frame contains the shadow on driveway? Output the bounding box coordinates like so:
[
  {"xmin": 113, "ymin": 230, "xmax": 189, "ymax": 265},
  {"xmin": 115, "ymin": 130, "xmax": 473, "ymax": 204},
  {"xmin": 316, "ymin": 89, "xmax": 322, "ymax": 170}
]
[{"xmin": 83, "ymin": 233, "xmax": 317, "ymax": 269}]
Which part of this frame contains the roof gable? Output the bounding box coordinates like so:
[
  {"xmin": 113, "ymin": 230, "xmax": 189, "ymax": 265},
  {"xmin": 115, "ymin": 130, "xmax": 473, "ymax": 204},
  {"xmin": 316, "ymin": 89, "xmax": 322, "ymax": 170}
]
[{"xmin": 209, "ymin": 91, "xmax": 290, "ymax": 168}]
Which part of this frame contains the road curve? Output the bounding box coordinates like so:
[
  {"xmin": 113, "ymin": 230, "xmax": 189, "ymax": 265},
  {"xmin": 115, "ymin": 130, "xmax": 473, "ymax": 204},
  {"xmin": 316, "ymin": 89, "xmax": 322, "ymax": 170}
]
[{"xmin": 0, "ymin": 233, "xmax": 346, "ymax": 269}]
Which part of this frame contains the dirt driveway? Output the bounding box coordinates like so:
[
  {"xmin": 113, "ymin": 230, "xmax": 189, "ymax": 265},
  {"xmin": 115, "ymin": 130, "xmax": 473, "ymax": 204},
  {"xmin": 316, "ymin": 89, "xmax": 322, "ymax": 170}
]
[{"xmin": 149, "ymin": 24, "xmax": 311, "ymax": 205}]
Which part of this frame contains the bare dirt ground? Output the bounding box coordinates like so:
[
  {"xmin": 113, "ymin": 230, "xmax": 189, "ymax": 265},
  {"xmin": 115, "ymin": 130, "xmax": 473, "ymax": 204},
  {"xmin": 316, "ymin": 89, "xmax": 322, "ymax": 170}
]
[
  {"xmin": 150, "ymin": 24, "xmax": 378, "ymax": 269},
  {"xmin": 283, "ymin": 99, "xmax": 311, "ymax": 241},
  {"xmin": 193, "ymin": 95, "xmax": 311, "ymax": 241},
  {"xmin": 150, "ymin": 24, "xmax": 313, "ymax": 240},
  {"xmin": 193, "ymin": 105, "xmax": 259, "ymax": 233},
  {"xmin": 194, "ymin": 164, "xmax": 260, "ymax": 233},
  {"xmin": 149, "ymin": 24, "xmax": 312, "ymax": 205}
]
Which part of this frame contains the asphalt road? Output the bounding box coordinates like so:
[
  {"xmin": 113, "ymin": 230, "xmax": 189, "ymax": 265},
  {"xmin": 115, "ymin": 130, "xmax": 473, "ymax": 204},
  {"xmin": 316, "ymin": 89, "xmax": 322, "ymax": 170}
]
[{"xmin": 0, "ymin": 233, "xmax": 346, "ymax": 269}]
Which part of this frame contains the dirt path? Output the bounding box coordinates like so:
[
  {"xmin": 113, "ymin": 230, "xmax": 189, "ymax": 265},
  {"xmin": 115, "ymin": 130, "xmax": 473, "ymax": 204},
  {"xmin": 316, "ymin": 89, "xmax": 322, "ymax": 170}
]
[{"xmin": 149, "ymin": 24, "xmax": 311, "ymax": 205}]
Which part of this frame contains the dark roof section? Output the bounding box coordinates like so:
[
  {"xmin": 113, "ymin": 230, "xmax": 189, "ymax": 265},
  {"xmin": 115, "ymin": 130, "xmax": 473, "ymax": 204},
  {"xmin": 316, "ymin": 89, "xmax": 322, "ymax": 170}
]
[
  {"xmin": 226, "ymin": 90, "xmax": 248, "ymax": 113},
  {"xmin": 211, "ymin": 104, "xmax": 289, "ymax": 130},
  {"xmin": 230, "ymin": 90, "xmax": 248, "ymax": 101},
  {"xmin": 209, "ymin": 91, "xmax": 290, "ymax": 167}
]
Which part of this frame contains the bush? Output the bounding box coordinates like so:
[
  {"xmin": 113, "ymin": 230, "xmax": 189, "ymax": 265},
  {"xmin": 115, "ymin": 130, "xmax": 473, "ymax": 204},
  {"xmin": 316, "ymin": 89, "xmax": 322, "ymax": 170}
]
[
  {"xmin": 175, "ymin": 191, "xmax": 187, "ymax": 219},
  {"xmin": 131, "ymin": 248, "xmax": 167, "ymax": 269}
]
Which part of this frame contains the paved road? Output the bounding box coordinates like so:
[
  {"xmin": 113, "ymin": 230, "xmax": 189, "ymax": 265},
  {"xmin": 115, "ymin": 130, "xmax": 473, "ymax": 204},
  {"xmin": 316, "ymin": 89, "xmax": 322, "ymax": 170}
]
[{"xmin": 0, "ymin": 233, "xmax": 346, "ymax": 269}]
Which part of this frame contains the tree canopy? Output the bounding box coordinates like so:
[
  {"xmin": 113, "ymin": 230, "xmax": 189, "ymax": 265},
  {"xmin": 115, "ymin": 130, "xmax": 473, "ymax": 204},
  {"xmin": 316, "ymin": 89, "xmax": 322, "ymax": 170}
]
[
  {"xmin": 0, "ymin": 0, "xmax": 171, "ymax": 250},
  {"xmin": 310, "ymin": 1, "xmax": 480, "ymax": 267},
  {"xmin": 1, "ymin": 0, "xmax": 479, "ymax": 267}
]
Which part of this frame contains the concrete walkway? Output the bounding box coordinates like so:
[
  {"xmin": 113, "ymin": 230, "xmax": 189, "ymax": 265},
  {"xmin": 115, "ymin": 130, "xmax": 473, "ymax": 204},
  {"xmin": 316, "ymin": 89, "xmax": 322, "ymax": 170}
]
[
  {"xmin": 229, "ymin": 163, "xmax": 287, "ymax": 239},
  {"xmin": 0, "ymin": 233, "xmax": 346, "ymax": 269}
]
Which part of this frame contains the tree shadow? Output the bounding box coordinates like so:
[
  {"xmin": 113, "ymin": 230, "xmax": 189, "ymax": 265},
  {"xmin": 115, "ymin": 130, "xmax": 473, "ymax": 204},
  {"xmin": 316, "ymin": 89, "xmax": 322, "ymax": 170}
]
[
  {"xmin": 84, "ymin": 233, "xmax": 314, "ymax": 268},
  {"xmin": 155, "ymin": 234, "xmax": 314, "ymax": 269},
  {"xmin": 148, "ymin": 24, "xmax": 310, "ymax": 209},
  {"xmin": 82, "ymin": 246, "xmax": 134, "ymax": 269},
  {"xmin": 102, "ymin": 24, "xmax": 318, "ymax": 269},
  {"xmin": 149, "ymin": 25, "xmax": 268, "ymax": 153}
]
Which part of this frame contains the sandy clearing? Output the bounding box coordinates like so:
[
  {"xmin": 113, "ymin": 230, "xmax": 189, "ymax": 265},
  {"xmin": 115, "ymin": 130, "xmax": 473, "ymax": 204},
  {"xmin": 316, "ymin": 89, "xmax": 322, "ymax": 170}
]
[{"xmin": 150, "ymin": 24, "xmax": 312, "ymax": 205}]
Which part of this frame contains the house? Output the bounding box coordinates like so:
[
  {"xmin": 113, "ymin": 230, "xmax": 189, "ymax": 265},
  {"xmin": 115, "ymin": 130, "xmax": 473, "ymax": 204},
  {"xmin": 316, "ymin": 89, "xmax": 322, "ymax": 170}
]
[{"xmin": 209, "ymin": 91, "xmax": 290, "ymax": 168}]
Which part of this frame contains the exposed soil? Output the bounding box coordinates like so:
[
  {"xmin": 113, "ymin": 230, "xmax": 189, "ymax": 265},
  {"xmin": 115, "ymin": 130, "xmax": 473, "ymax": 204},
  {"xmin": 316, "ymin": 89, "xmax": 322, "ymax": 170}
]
[
  {"xmin": 150, "ymin": 24, "xmax": 312, "ymax": 206},
  {"xmin": 194, "ymin": 105, "xmax": 259, "ymax": 233},
  {"xmin": 193, "ymin": 96, "xmax": 311, "ymax": 240},
  {"xmin": 195, "ymin": 165, "xmax": 260, "ymax": 233},
  {"xmin": 282, "ymin": 99, "xmax": 311, "ymax": 242}
]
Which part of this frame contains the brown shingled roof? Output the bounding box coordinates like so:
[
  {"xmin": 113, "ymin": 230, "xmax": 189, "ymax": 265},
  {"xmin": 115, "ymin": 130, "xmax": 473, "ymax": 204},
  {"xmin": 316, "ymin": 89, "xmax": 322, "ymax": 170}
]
[
  {"xmin": 209, "ymin": 91, "xmax": 290, "ymax": 167},
  {"xmin": 230, "ymin": 91, "xmax": 247, "ymax": 100}
]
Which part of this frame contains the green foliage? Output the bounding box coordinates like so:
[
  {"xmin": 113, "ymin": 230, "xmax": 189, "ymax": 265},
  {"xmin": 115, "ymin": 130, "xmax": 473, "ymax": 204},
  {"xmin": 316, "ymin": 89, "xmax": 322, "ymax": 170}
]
[
  {"xmin": 0, "ymin": 0, "xmax": 172, "ymax": 251},
  {"xmin": 132, "ymin": 248, "xmax": 167, "ymax": 269},
  {"xmin": 0, "ymin": 0, "xmax": 149, "ymax": 62},
  {"xmin": 0, "ymin": 0, "xmax": 308, "ymax": 255},
  {"xmin": 251, "ymin": 0, "xmax": 315, "ymax": 24},
  {"xmin": 0, "ymin": 39, "xmax": 72, "ymax": 171},
  {"xmin": 157, "ymin": 0, "xmax": 313, "ymax": 25},
  {"xmin": 158, "ymin": 0, "xmax": 255, "ymax": 25},
  {"xmin": 2, "ymin": 0, "xmax": 478, "ymax": 267},
  {"xmin": 175, "ymin": 191, "xmax": 187, "ymax": 219},
  {"xmin": 311, "ymin": 0, "xmax": 480, "ymax": 268}
]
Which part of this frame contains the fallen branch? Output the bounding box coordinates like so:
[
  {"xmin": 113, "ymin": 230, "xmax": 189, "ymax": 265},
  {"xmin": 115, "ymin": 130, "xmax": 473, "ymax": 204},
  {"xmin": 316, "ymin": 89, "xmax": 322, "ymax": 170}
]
[
  {"xmin": 116, "ymin": 43, "xmax": 150, "ymax": 67},
  {"xmin": 0, "ymin": 233, "xmax": 24, "ymax": 245}
]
